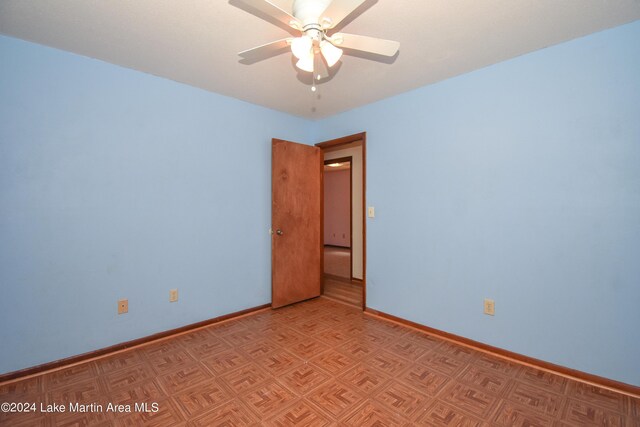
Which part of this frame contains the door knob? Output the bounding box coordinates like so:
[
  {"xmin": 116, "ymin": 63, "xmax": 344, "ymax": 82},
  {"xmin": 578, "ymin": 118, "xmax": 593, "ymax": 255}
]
[{"xmin": 276, "ymin": 229, "xmax": 283, "ymax": 236}]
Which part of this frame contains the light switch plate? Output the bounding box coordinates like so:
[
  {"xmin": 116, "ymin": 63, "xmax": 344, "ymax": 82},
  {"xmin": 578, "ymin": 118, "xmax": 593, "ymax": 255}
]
[{"xmin": 368, "ymin": 207, "xmax": 375, "ymax": 218}]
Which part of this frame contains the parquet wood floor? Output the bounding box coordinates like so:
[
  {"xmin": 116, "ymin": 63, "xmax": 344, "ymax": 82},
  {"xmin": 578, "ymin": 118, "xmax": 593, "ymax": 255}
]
[{"xmin": 1, "ymin": 297, "xmax": 638, "ymax": 426}]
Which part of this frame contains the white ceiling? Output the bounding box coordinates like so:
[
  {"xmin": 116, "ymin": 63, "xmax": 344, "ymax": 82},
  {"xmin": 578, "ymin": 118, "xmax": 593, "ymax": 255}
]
[{"xmin": 1, "ymin": 1, "xmax": 639, "ymax": 119}]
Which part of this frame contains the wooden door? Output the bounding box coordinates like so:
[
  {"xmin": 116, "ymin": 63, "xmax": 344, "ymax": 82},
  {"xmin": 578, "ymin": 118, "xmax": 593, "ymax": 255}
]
[{"xmin": 272, "ymin": 139, "xmax": 322, "ymax": 308}]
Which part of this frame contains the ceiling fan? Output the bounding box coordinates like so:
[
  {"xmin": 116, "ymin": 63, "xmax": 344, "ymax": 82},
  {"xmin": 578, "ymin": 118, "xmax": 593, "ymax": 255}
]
[{"xmin": 233, "ymin": 0, "xmax": 400, "ymax": 87}]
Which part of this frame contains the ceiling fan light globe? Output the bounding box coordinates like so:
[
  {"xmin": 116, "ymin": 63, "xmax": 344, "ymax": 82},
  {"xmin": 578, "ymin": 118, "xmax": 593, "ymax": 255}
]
[
  {"xmin": 291, "ymin": 36, "xmax": 313, "ymax": 59},
  {"xmin": 320, "ymin": 40, "xmax": 343, "ymax": 67},
  {"xmin": 330, "ymin": 34, "xmax": 344, "ymax": 45},
  {"xmin": 296, "ymin": 53, "xmax": 315, "ymax": 72}
]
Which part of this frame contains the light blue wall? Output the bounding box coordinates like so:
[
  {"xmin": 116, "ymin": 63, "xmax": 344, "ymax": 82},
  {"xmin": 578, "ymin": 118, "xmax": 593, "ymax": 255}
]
[
  {"xmin": 315, "ymin": 21, "xmax": 640, "ymax": 386},
  {"xmin": 0, "ymin": 35, "xmax": 312, "ymax": 374}
]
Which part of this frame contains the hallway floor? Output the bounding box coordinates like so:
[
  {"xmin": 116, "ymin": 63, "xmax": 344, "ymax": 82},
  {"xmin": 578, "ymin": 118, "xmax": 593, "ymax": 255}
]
[
  {"xmin": 323, "ymin": 246, "xmax": 362, "ymax": 308},
  {"xmin": 323, "ymin": 246, "xmax": 351, "ymax": 279},
  {"xmin": 322, "ymin": 277, "xmax": 362, "ymax": 308}
]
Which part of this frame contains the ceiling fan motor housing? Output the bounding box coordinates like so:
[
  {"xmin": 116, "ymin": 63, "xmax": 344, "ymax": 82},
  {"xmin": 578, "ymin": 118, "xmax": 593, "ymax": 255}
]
[{"xmin": 293, "ymin": 0, "xmax": 332, "ymax": 26}]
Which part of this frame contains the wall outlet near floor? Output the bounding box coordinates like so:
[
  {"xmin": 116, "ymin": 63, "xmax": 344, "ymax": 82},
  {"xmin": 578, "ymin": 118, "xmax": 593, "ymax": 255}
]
[
  {"xmin": 484, "ymin": 298, "xmax": 495, "ymax": 316},
  {"xmin": 118, "ymin": 299, "xmax": 128, "ymax": 314},
  {"xmin": 169, "ymin": 289, "xmax": 178, "ymax": 303}
]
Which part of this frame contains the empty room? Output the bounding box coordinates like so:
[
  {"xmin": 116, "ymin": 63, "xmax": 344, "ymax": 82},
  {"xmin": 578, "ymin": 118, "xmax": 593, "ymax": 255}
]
[{"xmin": 1, "ymin": 1, "xmax": 639, "ymax": 425}]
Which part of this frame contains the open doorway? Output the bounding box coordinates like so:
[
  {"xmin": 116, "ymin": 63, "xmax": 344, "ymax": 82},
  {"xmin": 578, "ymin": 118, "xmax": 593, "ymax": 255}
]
[
  {"xmin": 322, "ymin": 157, "xmax": 357, "ymax": 304},
  {"xmin": 317, "ymin": 133, "xmax": 366, "ymax": 309}
]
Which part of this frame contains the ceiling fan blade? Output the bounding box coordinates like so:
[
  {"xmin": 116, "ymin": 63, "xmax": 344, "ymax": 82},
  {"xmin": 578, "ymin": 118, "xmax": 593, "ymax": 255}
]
[
  {"xmin": 239, "ymin": 38, "xmax": 292, "ymax": 61},
  {"xmin": 314, "ymin": 52, "xmax": 330, "ymax": 80},
  {"xmin": 320, "ymin": 0, "xmax": 366, "ymax": 29},
  {"xmin": 233, "ymin": 0, "xmax": 301, "ymax": 29},
  {"xmin": 333, "ymin": 33, "xmax": 399, "ymax": 57}
]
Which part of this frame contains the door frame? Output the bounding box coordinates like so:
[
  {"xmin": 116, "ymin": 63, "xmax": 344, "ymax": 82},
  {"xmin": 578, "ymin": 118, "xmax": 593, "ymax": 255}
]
[{"xmin": 316, "ymin": 132, "xmax": 367, "ymax": 310}]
